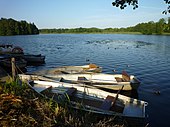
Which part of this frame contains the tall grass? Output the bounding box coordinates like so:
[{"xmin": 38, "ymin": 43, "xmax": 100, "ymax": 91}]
[{"xmin": 0, "ymin": 79, "xmax": 126, "ymax": 127}]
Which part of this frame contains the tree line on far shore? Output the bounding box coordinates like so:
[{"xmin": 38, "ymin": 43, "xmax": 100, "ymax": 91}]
[
  {"xmin": 40, "ymin": 17, "xmax": 170, "ymax": 35},
  {"xmin": 0, "ymin": 18, "xmax": 39, "ymax": 36},
  {"xmin": 1, "ymin": 17, "xmax": 170, "ymax": 36}
]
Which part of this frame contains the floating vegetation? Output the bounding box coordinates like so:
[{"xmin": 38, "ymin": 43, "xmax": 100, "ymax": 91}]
[
  {"xmin": 86, "ymin": 39, "xmax": 154, "ymax": 51},
  {"xmin": 134, "ymin": 41, "xmax": 153, "ymax": 48},
  {"xmin": 86, "ymin": 40, "xmax": 113, "ymax": 44}
]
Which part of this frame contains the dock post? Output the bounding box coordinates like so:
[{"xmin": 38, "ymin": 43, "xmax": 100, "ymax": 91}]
[{"xmin": 11, "ymin": 57, "xmax": 16, "ymax": 81}]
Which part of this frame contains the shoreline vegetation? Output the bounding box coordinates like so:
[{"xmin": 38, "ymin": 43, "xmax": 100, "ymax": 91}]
[
  {"xmin": 0, "ymin": 18, "xmax": 39, "ymax": 36},
  {"xmin": 40, "ymin": 17, "xmax": 170, "ymax": 35},
  {"xmin": 40, "ymin": 31, "xmax": 170, "ymax": 36},
  {"xmin": 0, "ymin": 76, "xmax": 126, "ymax": 126},
  {"xmin": 0, "ymin": 67, "xmax": 126, "ymax": 127},
  {"xmin": 0, "ymin": 17, "xmax": 170, "ymax": 36},
  {"xmin": 0, "ymin": 67, "xmax": 146, "ymax": 127}
]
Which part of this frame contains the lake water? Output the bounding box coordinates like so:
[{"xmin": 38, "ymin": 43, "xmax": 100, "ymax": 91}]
[{"xmin": 0, "ymin": 34, "xmax": 170, "ymax": 127}]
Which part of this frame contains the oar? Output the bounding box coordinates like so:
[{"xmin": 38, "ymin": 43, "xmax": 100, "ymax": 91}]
[
  {"xmin": 115, "ymin": 85, "xmax": 124, "ymax": 98},
  {"xmin": 112, "ymin": 85, "xmax": 124, "ymax": 106}
]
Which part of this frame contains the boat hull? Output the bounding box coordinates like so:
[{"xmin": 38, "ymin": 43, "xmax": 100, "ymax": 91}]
[
  {"xmin": 23, "ymin": 54, "xmax": 45, "ymax": 64},
  {"xmin": 33, "ymin": 64, "xmax": 102, "ymax": 75},
  {"xmin": 45, "ymin": 73, "xmax": 140, "ymax": 91},
  {"xmin": 23, "ymin": 79, "xmax": 147, "ymax": 122}
]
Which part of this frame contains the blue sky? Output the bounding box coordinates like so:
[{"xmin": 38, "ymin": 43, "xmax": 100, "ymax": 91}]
[{"xmin": 0, "ymin": 0, "xmax": 168, "ymax": 29}]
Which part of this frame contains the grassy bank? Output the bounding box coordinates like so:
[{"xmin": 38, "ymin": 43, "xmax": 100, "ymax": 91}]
[{"xmin": 0, "ymin": 79, "xmax": 126, "ymax": 127}]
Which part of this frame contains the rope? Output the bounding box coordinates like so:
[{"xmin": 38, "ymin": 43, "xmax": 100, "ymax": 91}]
[{"xmin": 15, "ymin": 64, "xmax": 24, "ymax": 74}]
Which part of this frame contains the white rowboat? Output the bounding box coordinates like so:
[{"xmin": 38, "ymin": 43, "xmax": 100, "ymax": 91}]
[
  {"xmin": 44, "ymin": 71, "xmax": 140, "ymax": 91},
  {"xmin": 24, "ymin": 79, "xmax": 147, "ymax": 125}
]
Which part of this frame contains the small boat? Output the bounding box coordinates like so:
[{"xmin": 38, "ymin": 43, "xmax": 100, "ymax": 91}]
[
  {"xmin": 0, "ymin": 57, "xmax": 27, "ymax": 70},
  {"xmin": 44, "ymin": 71, "xmax": 140, "ymax": 91},
  {"xmin": 19, "ymin": 74, "xmax": 59, "ymax": 82},
  {"xmin": 0, "ymin": 53, "xmax": 45, "ymax": 65},
  {"xmin": 0, "ymin": 44, "xmax": 23, "ymax": 54},
  {"xmin": 22, "ymin": 54, "xmax": 45, "ymax": 65},
  {"xmin": 33, "ymin": 63, "xmax": 102, "ymax": 75},
  {"xmin": 22, "ymin": 78, "xmax": 148, "ymax": 126}
]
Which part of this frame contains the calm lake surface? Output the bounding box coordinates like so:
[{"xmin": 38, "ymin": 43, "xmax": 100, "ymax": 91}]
[{"xmin": 0, "ymin": 34, "xmax": 170, "ymax": 127}]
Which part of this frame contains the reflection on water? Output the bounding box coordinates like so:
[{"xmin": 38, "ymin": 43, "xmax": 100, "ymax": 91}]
[
  {"xmin": 121, "ymin": 90, "xmax": 139, "ymax": 99},
  {"xmin": 0, "ymin": 34, "xmax": 170, "ymax": 127}
]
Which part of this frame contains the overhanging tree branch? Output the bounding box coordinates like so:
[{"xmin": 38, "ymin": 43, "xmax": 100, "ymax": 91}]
[
  {"xmin": 112, "ymin": 0, "xmax": 170, "ymax": 14},
  {"xmin": 163, "ymin": 0, "xmax": 170, "ymax": 14},
  {"xmin": 112, "ymin": 0, "xmax": 138, "ymax": 10}
]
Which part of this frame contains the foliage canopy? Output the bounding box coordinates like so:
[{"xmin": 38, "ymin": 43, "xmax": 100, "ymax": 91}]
[
  {"xmin": 0, "ymin": 18, "xmax": 39, "ymax": 36},
  {"xmin": 112, "ymin": 0, "xmax": 170, "ymax": 14}
]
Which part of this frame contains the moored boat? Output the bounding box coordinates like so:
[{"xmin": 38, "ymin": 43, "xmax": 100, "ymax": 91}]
[
  {"xmin": 43, "ymin": 71, "xmax": 140, "ymax": 91},
  {"xmin": 0, "ymin": 44, "xmax": 23, "ymax": 54},
  {"xmin": 0, "ymin": 44, "xmax": 45, "ymax": 65},
  {"xmin": 22, "ymin": 54, "xmax": 45, "ymax": 65},
  {"xmin": 33, "ymin": 63, "xmax": 102, "ymax": 75},
  {"xmin": 23, "ymin": 78, "xmax": 148, "ymax": 126}
]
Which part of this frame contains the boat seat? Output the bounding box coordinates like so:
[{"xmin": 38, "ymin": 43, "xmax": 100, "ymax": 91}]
[
  {"xmin": 77, "ymin": 76, "xmax": 90, "ymax": 83},
  {"xmin": 65, "ymin": 87, "xmax": 77, "ymax": 96},
  {"xmin": 89, "ymin": 63, "xmax": 97, "ymax": 68},
  {"xmin": 53, "ymin": 70, "xmax": 69, "ymax": 74},
  {"xmin": 106, "ymin": 95, "xmax": 125, "ymax": 113},
  {"xmin": 122, "ymin": 71, "xmax": 130, "ymax": 82},
  {"xmin": 58, "ymin": 87, "xmax": 77, "ymax": 101},
  {"xmin": 115, "ymin": 77, "xmax": 123, "ymax": 82},
  {"xmin": 100, "ymin": 95, "xmax": 116, "ymax": 110},
  {"xmin": 100, "ymin": 99, "xmax": 113, "ymax": 110},
  {"xmin": 33, "ymin": 84, "xmax": 52, "ymax": 94},
  {"xmin": 78, "ymin": 76, "xmax": 88, "ymax": 81},
  {"xmin": 106, "ymin": 95, "xmax": 116, "ymax": 104},
  {"xmin": 49, "ymin": 87, "xmax": 77, "ymax": 102}
]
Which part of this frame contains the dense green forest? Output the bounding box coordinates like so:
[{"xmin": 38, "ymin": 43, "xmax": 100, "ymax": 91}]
[
  {"xmin": 0, "ymin": 18, "xmax": 39, "ymax": 36},
  {"xmin": 1, "ymin": 17, "xmax": 170, "ymax": 36},
  {"xmin": 40, "ymin": 17, "xmax": 170, "ymax": 35}
]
